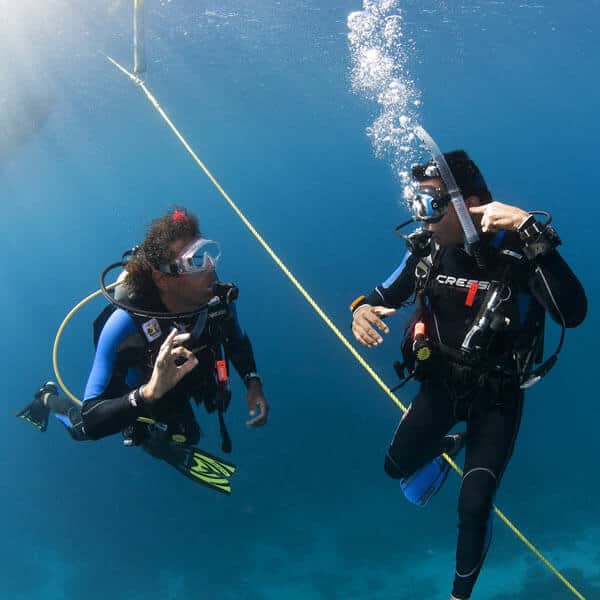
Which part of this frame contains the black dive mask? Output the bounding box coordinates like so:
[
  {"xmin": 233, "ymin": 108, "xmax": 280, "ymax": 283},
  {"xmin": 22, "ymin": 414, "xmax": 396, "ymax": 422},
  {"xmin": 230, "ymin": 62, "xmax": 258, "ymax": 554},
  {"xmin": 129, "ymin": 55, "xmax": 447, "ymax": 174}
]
[{"xmin": 409, "ymin": 185, "xmax": 451, "ymax": 223}]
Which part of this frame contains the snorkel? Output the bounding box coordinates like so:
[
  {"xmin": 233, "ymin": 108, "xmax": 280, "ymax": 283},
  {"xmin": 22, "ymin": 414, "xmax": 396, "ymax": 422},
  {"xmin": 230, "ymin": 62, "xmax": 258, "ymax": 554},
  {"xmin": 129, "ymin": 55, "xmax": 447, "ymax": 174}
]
[{"xmin": 414, "ymin": 126, "xmax": 483, "ymax": 266}]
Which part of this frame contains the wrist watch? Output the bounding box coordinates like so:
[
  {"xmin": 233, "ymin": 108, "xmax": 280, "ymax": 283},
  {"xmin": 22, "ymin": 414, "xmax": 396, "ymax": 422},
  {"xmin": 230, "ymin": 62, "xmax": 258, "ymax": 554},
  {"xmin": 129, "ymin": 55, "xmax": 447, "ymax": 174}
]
[
  {"xmin": 244, "ymin": 372, "xmax": 262, "ymax": 387},
  {"xmin": 517, "ymin": 215, "xmax": 544, "ymax": 241},
  {"xmin": 517, "ymin": 215, "xmax": 561, "ymax": 259},
  {"xmin": 128, "ymin": 387, "xmax": 145, "ymax": 410}
]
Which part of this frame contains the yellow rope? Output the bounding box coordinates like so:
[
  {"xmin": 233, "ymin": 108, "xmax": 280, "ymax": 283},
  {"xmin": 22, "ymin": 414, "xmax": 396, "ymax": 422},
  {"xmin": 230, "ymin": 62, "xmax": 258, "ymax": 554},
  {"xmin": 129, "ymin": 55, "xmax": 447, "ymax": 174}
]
[{"xmin": 99, "ymin": 54, "xmax": 585, "ymax": 599}]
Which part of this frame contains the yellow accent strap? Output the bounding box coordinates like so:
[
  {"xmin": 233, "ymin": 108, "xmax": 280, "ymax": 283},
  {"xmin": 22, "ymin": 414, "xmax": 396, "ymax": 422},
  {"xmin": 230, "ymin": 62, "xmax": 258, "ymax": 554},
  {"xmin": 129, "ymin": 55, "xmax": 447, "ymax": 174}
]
[{"xmin": 82, "ymin": 54, "xmax": 584, "ymax": 599}]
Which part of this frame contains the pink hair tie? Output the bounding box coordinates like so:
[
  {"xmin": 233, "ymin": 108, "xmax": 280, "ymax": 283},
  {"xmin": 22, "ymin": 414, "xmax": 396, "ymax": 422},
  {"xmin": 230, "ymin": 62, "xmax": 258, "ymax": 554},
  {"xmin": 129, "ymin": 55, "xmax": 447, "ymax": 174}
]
[{"xmin": 172, "ymin": 209, "xmax": 189, "ymax": 223}]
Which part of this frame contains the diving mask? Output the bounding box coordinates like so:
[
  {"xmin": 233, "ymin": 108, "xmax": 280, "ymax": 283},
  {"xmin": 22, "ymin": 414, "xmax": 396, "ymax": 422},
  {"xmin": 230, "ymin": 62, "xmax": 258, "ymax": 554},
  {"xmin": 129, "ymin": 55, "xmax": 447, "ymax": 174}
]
[
  {"xmin": 407, "ymin": 185, "xmax": 451, "ymax": 223},
  {"xmin": 158, "ymin": 238, "xmax": 221, "ymax": 275}
]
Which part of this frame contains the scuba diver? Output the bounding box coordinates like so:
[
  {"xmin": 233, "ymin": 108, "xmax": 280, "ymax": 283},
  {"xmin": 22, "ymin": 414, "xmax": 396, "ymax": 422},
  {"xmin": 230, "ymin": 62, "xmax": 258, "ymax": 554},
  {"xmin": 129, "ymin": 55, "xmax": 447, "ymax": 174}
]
[
  {"xmin": 17, "ymin": 207, "xmax": 269, "ymax": 494},
  {"xmin": 350, "ymin": 139, "xmax": 587, "ymax": 599}
]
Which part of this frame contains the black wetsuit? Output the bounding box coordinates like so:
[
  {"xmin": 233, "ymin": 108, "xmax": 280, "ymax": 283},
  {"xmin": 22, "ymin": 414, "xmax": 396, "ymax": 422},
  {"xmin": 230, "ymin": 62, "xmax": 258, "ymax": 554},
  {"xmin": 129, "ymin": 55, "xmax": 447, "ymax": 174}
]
[
  {"xmin": 356, "ymin": 230, "xmax": 586, "ymax": 599},
  {"xmin": 55, "ymin": 291, "xmax": 258, "ymax": 454}
]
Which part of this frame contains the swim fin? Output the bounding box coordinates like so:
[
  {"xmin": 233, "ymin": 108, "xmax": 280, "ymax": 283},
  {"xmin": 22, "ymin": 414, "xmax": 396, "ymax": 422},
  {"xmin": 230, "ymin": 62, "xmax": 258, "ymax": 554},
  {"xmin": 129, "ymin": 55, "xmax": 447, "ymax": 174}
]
[
  {"xmin": 400, "ymin": 432, "xmax": 465, "ymax": 507},
  {"xmin": 164, "ymin": 443, "xmax": 237, "ymax": 495},
  {"xmin": 401, "ymin": 456, "xmax": 451, "ymax": 506},
  {"xmin": 16, "ymin": 381, "xmax": 57, "ymax": 432}
]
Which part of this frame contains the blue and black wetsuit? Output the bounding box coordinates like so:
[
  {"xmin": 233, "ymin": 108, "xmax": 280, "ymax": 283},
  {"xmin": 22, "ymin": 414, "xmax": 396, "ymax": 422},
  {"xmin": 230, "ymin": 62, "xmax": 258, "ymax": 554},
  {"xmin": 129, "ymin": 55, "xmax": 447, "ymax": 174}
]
[
  {"xmin": 57, "ymin": 293, "xmax": 258, "ymax": 449},
  {"xmin": 353, "ymin": 230, "xmax": 586, "ymax": 599}
]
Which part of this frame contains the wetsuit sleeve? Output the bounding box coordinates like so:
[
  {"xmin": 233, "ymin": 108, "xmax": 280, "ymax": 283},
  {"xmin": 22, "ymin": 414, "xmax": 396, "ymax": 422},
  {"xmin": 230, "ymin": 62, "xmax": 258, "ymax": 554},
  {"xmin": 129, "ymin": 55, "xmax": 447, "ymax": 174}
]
[
  {"xmin": 527, "ymin": 250, "xmax": 587, "ymax": 328},
  {"xmin": 223, "ymin": 303, "xmax": 258, "ymax": 382},
  {"xmin": 80, "ymin": 394, "xmax": 140, "ymax": 440},
  {"xmin": 359, "ymin": 251, "xmax": 419, "ymax": 310},
  {"xmin": 81, "ymin": 309, "xmax": 143, "ymax": 440}
]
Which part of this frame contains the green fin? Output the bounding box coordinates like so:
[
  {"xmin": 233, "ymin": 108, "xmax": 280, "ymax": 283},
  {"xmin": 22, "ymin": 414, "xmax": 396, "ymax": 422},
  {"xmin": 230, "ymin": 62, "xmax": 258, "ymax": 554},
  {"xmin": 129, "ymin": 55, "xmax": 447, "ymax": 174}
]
[
  {"xmin": 166, "ymin": 444, "xmax": 236, "ymax": 495},
  {"xmin": 16, "ymin": 382, "xmax": 57, "ymax": 433},
  {"xmin": 16, "ymin": 400, "xmax": 50, "ymax": 432}
]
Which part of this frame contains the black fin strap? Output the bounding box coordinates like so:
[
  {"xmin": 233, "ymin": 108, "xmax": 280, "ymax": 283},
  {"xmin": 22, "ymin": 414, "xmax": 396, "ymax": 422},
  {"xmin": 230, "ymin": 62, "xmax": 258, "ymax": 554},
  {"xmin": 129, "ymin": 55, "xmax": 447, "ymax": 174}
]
[{"xmin": 217, "ymin": 407, "xmax": 232, "ymax": 454}]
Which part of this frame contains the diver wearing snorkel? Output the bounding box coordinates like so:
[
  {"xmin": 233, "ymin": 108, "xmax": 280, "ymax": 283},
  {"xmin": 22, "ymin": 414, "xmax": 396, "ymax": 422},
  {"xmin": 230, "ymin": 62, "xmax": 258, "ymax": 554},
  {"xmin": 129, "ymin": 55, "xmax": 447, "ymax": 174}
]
[
  {"xmin": 350, "ymin": 132, "xmax": 587, "ymax": 599},
  {"xmin": 17, "ymin": 208, "xmax": 269, "ymax": 494}
]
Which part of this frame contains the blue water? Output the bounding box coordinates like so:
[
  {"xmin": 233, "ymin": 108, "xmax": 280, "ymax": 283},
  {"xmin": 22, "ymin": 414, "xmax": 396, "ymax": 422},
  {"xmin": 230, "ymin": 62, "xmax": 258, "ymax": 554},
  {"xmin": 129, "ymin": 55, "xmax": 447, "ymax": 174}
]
[{"xmin": 1, "ymin": 1, "xmax": 599, "ymax": 598}]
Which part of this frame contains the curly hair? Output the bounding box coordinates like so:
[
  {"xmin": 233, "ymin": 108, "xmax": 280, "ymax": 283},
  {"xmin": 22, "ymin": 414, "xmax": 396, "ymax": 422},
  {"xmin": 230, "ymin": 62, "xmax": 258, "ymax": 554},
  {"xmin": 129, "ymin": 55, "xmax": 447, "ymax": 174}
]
[{"xmin": 125, "ymin": 207, "xmax": 201, "ymax": 300}]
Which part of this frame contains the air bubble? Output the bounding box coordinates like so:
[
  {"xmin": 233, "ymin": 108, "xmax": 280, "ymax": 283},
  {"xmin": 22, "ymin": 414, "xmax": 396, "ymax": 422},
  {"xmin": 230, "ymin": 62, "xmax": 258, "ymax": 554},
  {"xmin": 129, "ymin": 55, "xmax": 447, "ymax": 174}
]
[{"xmin": 348, "ymin": 0, "xmax": 422, "ymax": 179}]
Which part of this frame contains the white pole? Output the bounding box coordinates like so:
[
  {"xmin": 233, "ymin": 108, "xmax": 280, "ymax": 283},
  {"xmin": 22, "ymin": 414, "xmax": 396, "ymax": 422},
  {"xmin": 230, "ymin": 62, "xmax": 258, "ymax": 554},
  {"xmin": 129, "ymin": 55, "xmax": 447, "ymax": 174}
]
[{"xmin": 133, "ymin": 0, "xmax": 146, "ymax": 74}]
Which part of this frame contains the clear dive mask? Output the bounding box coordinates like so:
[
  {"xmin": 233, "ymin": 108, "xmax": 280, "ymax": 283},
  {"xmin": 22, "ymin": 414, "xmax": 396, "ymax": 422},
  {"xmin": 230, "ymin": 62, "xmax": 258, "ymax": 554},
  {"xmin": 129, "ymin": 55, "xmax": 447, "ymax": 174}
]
[
  {"xmin": 406, "ymin": 185, "xmax": 451, "ymax": 223},
  {"xmin": 158, "ymin": 238, "xmax": 221, "ymax": 275}
]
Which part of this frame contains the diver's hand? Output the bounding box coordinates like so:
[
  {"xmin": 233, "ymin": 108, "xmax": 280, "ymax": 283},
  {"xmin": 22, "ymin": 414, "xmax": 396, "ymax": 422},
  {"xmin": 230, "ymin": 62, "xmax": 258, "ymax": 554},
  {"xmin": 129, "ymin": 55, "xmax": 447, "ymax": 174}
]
[
  {"xmin": 469, "ymin": 201, "xmax": 529, "ymax": 233},
  {"xmin": 140, "ymin": 329, "xmax": 198, "ymax": 404},
  {"xmin": 245, "ymin": 379, "xmax": 269, "ymax": 428},
  {"xmin": 352, "ymin": 305, "xmax": 396, "ymax": 347}
]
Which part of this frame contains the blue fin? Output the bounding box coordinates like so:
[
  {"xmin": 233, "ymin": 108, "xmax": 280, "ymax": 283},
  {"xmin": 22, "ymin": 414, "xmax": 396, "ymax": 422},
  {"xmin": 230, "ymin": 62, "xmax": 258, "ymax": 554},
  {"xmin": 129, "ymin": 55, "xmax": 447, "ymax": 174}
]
[
  {"xmin": 54, "ymin": 413, "xmax": 73, "ymax": 427},
  {"xmin": 400, "ymin": 456, "xmax": 451, "ymax": 507}
]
